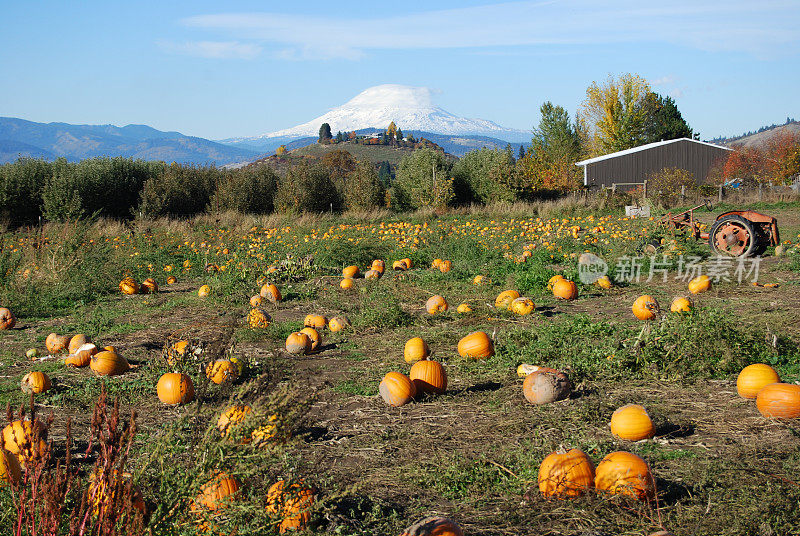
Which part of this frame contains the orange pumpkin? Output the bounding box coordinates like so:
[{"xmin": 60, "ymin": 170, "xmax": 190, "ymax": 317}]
[
  {"xmin": 2, "ymin": 420, "xmax": 47, "ymax": 468},
  {"xmin": 456, "ymin": 303, "xmax": 472, "ymax": 313},
  {"xmin": 510, "ymin": 297, "xmax": 535, "ymax": 315},
  {"xmin": 547, "ymin": 274, "xmax": 565, "ymax": 290},
  {"xmin": 217, "ymin": 405, "xmax": 252, "ymax": 437},
  {"xmin": 595, "ymin": 275, "xmax": 613, "ymax": 289},
  {"xmin": 538, "ymin": 448, "xmax": 596, "ymax": 497},
  {"xmin": 0, "ymin": 448, "xmax": 21, "ymax": 486},
  {"xmin": 328, "ymin": 316, "xmax": 350, "ymax": 332},
  {"xmin": 166, "ymin": 275, "xmax": 177, "ymax": 284},
  {"xmin": 141, "ymin": 278, "xmax": 158, "ymax": 294},
  {"xmin": 197, "ymin": 285, "xmax": 211, "ymax": 297},
  {"xmin": 248, "ymin": 307, "xmax": 271, "ymax": 328},
  {"xmin": 266, "ymin": 480, "xmax": 315, "ymax": 533},
  {"xmin": 473, "ymin": 275, "xmax": 486, "ymax": 285},
  {"xmin": 195, "ymin": 472, "xmax": 241, "ymax": 511},
  {"xmin": 379, "ymin": 372, "xmax": 417, "ymax": 407},
  {"xmin": 756, "ymin": 383, "xmax": 800, "ymax": 419},
  {"xmin": 409, "ymin": 360, "xmax": 447, "ymax": 395},
  {"xmin": 46, "ymin": 333, "xmax": 70, "ymax": 353},
  {"xmin": 552, "ymin": 279, "xmax": 578, "ymax": 300},
  {"xmin": 595, "ymin": 451, "xmax": 655, "ymax": 500},
  {"xmin": 260, "ymin": 283, "xmax": 282, "ymax": 303},
  {"xmin": 404, "ymin": 337, "xmax": 430, "ymax": 363},
  {"xmin": 399, "ymin": 516, "xmax": 464, "ymax": 536},
  {"xmin": 304, "ymin": 314, "xmax": 328, "ymax": 329},
  {"xmin": 119, "ymin": 277, "xmax": 139, "ymax": 295},
  {"xmin": 286, "ymin": 332, "xmax": 311, "ymax": 355},
  {"xmin": 425, "ymin": 295, "xmax": 448, "ymax": 315},
  {"xmin": 65, "ymin": 343, "xmax": 98, "ymax": 367},
  {"xmin": 342, "ymin": 265, "xmax": 360, "ymax": 278},
  {"xmin": 156, "ymin": 373, "xmax": 194, "ymax": 405},
  {"xmin": 670, "ymin": 296, "xmax": 692, "ymax": 313},
  {"xmin": 0, "ymin": 307, "xmax": 16, "ymax": 330},
  {"xmin": 299, "ymin": 327, "xmax": 322, "ymax": 352},
  {"xmin": 90, "ymin": 350, "xmax": 130, "ymax": 377},
  {"xmin": 495, "ymin": 290, "xmax": 520, "ymax": 309},
  {"xmin": 67, "ymin": 334, "xmax": 90, "ymax": 354},
  {"xmin": 371, "ymin": 260, "xmax": 385, "ymax": 273},
  {"xmin": 392, "ymin": 260, "xmax": 409, "ymax": 271},
  {"xmin": 457, "ymin": 331, "xmax": 494, "ymax": 359},
  {"xmin": 688, "ymin": 274, "xmax": 711, "ymax": 294},
  {"xmin": 610, "ymin": 404, "xmax": 655, "ymax": 441},
  {"xmin": 438, "ymin": 260, "xmax": 452, "ymax": 273},
  {"xmin": 632, "ymin": 295, "xmax": 659, "ymax": 321},
  {"xmin": 340, "ymin": 278, "xmax": 354, "ymax": 289},
  {"xmin": 737, "ymin": 364, "xmax": 780, "ymax": 399},
  {"xmin": 250, "ymin": 294, "xmax": 263, "ymax": 307},
  {"xmin": 205, "ymin": 359, "xmax": 239, "ymax": 384},
  {"xmin": 431, "ymin": 258, "xmax": 443, "ymax": 268},
  {"xmin": 21, "ymin": 371, "xmax": 51, "ymax": 395}
]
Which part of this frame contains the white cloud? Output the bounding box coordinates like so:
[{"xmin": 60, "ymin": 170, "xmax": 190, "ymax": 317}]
[
  {"xmin": 160, "ymin": 40, "xmax": 262, "ymax": 60},
  {"xmin": 179, "ymin": 0, "xmax": 800, "ymax": 60}
]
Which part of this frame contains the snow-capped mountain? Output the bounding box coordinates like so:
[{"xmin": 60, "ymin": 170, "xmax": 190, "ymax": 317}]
[{"xmin": 222, "ymin": 85, "xmax": 529, "ymax": 148}]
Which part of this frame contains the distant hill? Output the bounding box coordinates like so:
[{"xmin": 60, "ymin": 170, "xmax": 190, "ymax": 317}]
[
  {"xmin": 709, "ymin": 120, "xmax": 799, "ymax": 149},
  {"xmin": 229, "ymin": 128, "xmax": 527, "ymax": 160},
  {"xmin": 0, "ymin": 117, "xmax": 259, "ymax": 166}
]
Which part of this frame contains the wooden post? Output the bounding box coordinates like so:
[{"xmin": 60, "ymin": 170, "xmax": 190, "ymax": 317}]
[
  {"xmin": 680, "ymin": 184, "xmax": 685, "ymax": 202},
  {"xmin": 758, "ymin": 183, "xmax": 763, "ymax": 201},
  {"xmin": 612, "ymin": 184, "xmax": 617, "ymax": 194},
  {"xmin": 643, "ymin": 180, "xmax": 648, "ymax": 199},
  {"xmin": 718, "ymin": 183, "xmax": 724, "ymax": 202}
]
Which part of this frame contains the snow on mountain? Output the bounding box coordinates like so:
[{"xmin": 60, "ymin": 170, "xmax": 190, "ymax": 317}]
[{"xmin": 224, "ymin": 85, "xmax": 529, "ymax": 144}]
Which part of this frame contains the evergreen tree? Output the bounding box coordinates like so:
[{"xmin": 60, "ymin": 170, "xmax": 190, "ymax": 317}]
[
  {"xmin": 639, "ymin": 92, "xmax": 694, "ymax": 143},
  {"xmin": 318, "ymin": 123, "xmax": 333, "ymax": 144},
  {"xmin": 335, "ymin": 131, "xmax": 344, "ymax": 143},
  {"xmin": 518, "ymin": 145, "xmax": 526, "ymax": 160},
  {"xmin": 396, "ymin": 128, "xmax": 403, "ymax": 142}
]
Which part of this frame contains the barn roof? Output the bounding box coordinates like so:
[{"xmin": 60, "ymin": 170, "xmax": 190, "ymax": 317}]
[{"xmin": 574, "ymin": 138, "xmax": 732, "ymax": 167}]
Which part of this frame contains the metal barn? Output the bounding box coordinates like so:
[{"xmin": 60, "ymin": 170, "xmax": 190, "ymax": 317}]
[{"xmin": 575, "ymin": 138, "xmax": 732, "ymax": 190}]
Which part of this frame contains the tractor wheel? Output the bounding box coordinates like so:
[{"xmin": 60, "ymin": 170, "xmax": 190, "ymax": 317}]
[{"xmin": 708, "ymin": 215, "xmax": 760, "ymax": 257}]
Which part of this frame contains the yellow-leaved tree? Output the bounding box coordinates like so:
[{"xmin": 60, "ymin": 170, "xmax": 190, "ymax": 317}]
[{"xmin": 579, "ymin": 73, "xmax": 651, "ymax": 157}]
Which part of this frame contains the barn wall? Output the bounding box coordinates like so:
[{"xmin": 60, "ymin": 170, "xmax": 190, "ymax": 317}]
[{"xmin": 585, "ymin": 140, "xmax": 730, "ymax": 189}]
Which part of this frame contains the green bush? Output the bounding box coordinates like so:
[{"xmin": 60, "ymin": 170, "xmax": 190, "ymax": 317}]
[
  {"xmin": 0, "ymin": 158, "xmax": 50, "ymax": 226},
  {"xmin": 274, "ymin": 162, "xmax": 340, "ymax": 214},
  {"xmin": 211, "ymin": 165, "xmax": 278, "ymax": 214},
  {"xmin": 139, "ymin": 163, "xmax": 218, "ymax": 218}
]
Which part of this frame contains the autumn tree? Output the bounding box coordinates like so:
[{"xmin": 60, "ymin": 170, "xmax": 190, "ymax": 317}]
[
  {"xmin": 318, "ymin": 123, "xmax": 333, "ymax": 144},
  {"xmin": 579, "ymin": 73, "xmax": 651, "ymax": 156},
  {"xmin": 763, "ymin": 131, "xmax": 800, "ymax": 184},
  {"xmin": 387, "ymin": 121, "xmax": 397, "ymax": 140},
  {"xmin": 516, "ymin": 102, "xmax": 583, "ymax": 193},
  {"xmin": 321, "ymin": 149, "xmax": 357, "ymax": 197},
  {"xmin": 275, "ymin": 145, "xmax": 287, "ymax": 157}
]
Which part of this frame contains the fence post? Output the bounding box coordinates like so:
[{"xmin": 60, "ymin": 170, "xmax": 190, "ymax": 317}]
[
  {"xmin": 611, "ymin": 184, "xmax": 617, "ymax": 194},
  {"xmin": 643, "ymin": 180, "xmax": 648, "ymax": 199},
  {"xmin": 718, "ymin": 184, "xmax": 724, "ymax": 203},
  {"xmin": 680, "ymin": 184, "xmax": 685, "ymax": 203},
  {"xmin": 758, "ymin": 183, "xmax": 763, "ymax": 201}
]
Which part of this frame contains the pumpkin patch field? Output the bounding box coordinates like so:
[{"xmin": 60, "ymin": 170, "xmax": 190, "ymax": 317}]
[{"xmin": 0, "ymin": 201, "xmax": 799, "ymax": 535}]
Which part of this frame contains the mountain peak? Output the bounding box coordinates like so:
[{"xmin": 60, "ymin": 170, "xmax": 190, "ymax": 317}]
[{"xmin": 233, "ymin": 84, "xmax": 528, "ymax": 143}]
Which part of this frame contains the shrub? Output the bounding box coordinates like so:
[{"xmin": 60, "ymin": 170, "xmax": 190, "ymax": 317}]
[
  {"xmin": 274, "ymin": 162, "xmax": 340, "ymax": 214},
  {"xmin": 0, "ymin": 158, "xmax": 50, "ymax": 226},
  {"xmin": 139, "ymin": 163, "xmax": 218, "ymax": 218},
  {"xmin": 344, "ymin": 161, "xmax": 384, "ymax": 211},
  {"xmin": 211, "ymin": 165, "xmax": 278, "ymax": 214},
  {"xmin": 647, "ymin": 167, "xmax": 697, "ymax": 207},
  {"xmin": 393, "ymin": 149, "xmax": 453, "ymax": 209}
]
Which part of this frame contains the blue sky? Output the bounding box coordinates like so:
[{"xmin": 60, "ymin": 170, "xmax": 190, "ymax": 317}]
[{"xmin": 2, "ymin": 1, "xmax": 798, "ymax": 141}]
